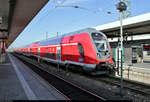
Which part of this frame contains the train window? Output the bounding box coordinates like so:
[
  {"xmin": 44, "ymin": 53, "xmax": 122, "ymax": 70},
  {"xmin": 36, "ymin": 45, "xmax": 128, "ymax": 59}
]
[
  {"xmin": 45, "ymin": 53, "xmax": 51, "ymax": 58},
  {"xmin": 92, "ymin": 33, "xmax": 108, "ymax": 52},
  {"xmin": 78, "ymin": 43, "xmax": 84, "ymax": 57},
  {"xmin": 95, "ymin": 40, "xmax": 107, "ymax": 52},
  {"xmin": 92, "ymin": 33, "xmax": 105, "ymax": 40}
]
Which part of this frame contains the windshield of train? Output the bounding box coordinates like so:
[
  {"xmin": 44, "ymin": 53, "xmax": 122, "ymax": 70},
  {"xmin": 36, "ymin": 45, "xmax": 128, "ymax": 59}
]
[{"xmin": 92, "ymin": 33, "xmax": 109, "ymax": 52}]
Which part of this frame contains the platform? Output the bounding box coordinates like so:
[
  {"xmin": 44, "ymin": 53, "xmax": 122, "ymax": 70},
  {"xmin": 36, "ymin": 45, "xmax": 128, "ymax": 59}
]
[
  {"xmin": 116, "ymin": 62, "xmax": 150, "ymax": 85},
  {"xmin": 0, "ymin": 53, "xmax": 67, "ymax": 100},
  {"xmin": 124, "ymin": 62, "xmax": 150, "ymax": 70}
]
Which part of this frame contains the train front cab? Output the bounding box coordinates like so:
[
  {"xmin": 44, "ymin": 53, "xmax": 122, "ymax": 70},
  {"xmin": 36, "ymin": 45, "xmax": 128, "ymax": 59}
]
[
  {"xmin": 61, "ymin": 30, "xmax": 115, "ymax": 75},
  {"xmin": 89, "ymin": 32, "xmax": 116, "ymax": 75}
]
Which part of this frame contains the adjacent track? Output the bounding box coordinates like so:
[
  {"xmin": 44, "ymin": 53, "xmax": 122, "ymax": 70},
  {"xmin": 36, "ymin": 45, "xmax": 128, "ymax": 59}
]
[
  {"xmin": 14, "ymin": 54, "xmax": 106, "ymax": 101},
  {"xmin": 95, "ymin": 75, "xmax": 150, "ymax": 96}
]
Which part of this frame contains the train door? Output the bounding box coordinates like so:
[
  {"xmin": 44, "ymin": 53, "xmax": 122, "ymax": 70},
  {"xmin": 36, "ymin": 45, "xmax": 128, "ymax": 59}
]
[
  {"xmin": 38, "ymin": 47, "xmax": 40, "ymax": 56},
  {"xmin": 57, "ymin": 46, "xmax": 61, "ymax": 60}
]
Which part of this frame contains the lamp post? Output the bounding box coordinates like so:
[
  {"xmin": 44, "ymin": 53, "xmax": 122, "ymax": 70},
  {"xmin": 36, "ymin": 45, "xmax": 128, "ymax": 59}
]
[{"xmin": 116, "ymin": 0, "xmax": 127, "ymax": 96}]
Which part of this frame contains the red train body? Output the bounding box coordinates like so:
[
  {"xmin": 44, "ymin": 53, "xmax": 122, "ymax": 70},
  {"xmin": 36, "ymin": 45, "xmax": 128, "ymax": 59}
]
[{"xmin": 15, "ymin": 28, "xmax": 115, "ymax": 75}]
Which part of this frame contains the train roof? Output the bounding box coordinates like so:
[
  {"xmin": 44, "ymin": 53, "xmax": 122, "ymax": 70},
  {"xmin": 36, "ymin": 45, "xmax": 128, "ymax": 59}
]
[
  {"xmin": 18, "ymin": 28, "xmax": 101, "ymax": 48},
  {"xmin": 39, "ymin": 36, "xmax": 62, "ymax": 46},
  {"xmin": 63, "ymin": 28, "xmax": 100, "ymax": 37},
  {"xmin": 23, "ymin": 44, "xmax": 31, "ymax": 48}
]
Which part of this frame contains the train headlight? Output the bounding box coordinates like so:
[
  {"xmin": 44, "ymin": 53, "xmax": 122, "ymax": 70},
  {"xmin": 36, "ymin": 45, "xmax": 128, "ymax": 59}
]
[
  {"xmin": 97, "ymin": 53, "xmax": 101, "ymax": 58},
  {"xmin": 107, "ymin": 53, "xmax": 110, "ymax": 58}
]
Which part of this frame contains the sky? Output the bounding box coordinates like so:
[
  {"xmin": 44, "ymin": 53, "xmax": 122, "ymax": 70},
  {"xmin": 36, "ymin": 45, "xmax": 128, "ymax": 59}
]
[{"xmin": 9, "ymin": 0, "xmax": 150, "ymax": 49}]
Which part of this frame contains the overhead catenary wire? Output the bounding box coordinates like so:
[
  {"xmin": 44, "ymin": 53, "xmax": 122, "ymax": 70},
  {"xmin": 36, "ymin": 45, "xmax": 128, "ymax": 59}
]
[
  {"xmin": 25, "ymin": 0, "xmax": 118, "ymax": 41},
  {"xmin": 54, "ymin": 3, "xmax": 117, "ymax": 33},
  {"xmin": 30, "ymin": 0, "xmax": 59, "ymax": 30},
  {"xmin": 34, "ymin": 0, "xmax": 116, "ymax": 30}
]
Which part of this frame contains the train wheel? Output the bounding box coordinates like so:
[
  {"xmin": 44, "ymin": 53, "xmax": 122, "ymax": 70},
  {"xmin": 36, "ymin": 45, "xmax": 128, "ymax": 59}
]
[
  {"xmin": 109, "ymin": 70, "xmax": 116, "ymax": 76},
  {"xmin": 65, "ymin": 64, "xmax": 70, "ymax": 76},
  {"xmin": 112, "ymin": 58, "xmax": 116, "ymax": 67},
  {"xmin": 38, "ymin": 57, "xmax": 40, "ymax": 63}
]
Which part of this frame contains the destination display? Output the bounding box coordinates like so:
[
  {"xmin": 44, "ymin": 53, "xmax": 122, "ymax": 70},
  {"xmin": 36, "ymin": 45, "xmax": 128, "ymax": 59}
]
[{"xmin": 92, "ymin": 33, "xmax": 105, "ymax": 40}]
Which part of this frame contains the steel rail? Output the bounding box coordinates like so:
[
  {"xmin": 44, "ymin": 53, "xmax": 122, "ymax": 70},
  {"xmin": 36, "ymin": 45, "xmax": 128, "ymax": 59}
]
[
  {"xmin": 14, "ymin": 54, "xmax": 106, "ymax": 101},
  {"xmin": 95, "ymin": 76, "xmax": 150, "ymax": 96}
]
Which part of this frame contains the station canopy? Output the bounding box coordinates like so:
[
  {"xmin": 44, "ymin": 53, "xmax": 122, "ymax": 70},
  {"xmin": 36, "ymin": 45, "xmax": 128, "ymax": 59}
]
[
  {"xmin": 0, "ymin": 0, "xmax": 49, "ymax": 47},
  {"xmin": 93, "ymin": 12, "xmax": 150, "ymax": 38}
]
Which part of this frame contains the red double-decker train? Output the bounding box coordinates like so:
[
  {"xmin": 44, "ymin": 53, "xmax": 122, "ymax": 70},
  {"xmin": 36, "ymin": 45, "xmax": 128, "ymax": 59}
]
[{"xmin": 15, "ymin": 28, "xmax": 115, "ymax": 75}]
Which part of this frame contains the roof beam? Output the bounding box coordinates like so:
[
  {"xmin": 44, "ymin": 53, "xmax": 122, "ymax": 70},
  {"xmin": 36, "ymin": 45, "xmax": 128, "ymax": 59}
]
[{"xmin": 8, "ymin": 0, "xmax": 49, "ymax": 47}]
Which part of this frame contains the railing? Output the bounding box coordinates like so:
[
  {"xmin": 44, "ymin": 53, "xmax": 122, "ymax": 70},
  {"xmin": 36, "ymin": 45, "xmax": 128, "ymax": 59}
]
[{"xmin": 116, "ymin": 63, "xmax": 150, "ymax": 85}]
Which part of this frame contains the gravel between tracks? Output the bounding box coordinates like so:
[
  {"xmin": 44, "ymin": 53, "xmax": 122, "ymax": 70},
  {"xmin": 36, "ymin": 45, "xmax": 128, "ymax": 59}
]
[{"xmin": 13, "ymin": 53, "xmax": 132, "ymax": 101}]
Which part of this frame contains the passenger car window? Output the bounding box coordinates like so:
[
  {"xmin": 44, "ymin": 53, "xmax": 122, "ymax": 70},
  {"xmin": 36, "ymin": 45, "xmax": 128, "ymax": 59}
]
[{"xmin": 78, "ymin": 43, "xmax": 84, "ymax": 57}]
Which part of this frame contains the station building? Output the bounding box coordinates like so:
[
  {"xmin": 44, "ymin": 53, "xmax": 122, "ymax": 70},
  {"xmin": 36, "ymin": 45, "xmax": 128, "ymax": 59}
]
[{"xmin": 93, "ymin": 12, "xmax": 150, "ymax": 63}]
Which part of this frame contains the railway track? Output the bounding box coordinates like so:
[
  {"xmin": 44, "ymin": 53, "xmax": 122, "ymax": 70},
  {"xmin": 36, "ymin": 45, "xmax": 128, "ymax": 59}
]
[
  {"xmin": 94, "ymin": 75, "xmax": 150, "ymax": 96},
  {"xmin": 14, "ymin": 54, "xmax": 107, "ymax": 101}
]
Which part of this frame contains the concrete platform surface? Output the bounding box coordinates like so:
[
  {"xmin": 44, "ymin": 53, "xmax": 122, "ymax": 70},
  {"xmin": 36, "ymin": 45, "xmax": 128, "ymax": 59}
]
[
  {"xmin": 0, "ymin": 53, "xmax": 67, "ymax": 100},
  {"xmin": 116, "ymin": 62, "xmax": 150, "ymax": 85},
  {"xmin": 124, "ymin": 62, "xmax": 150, "ymax": 69}
]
